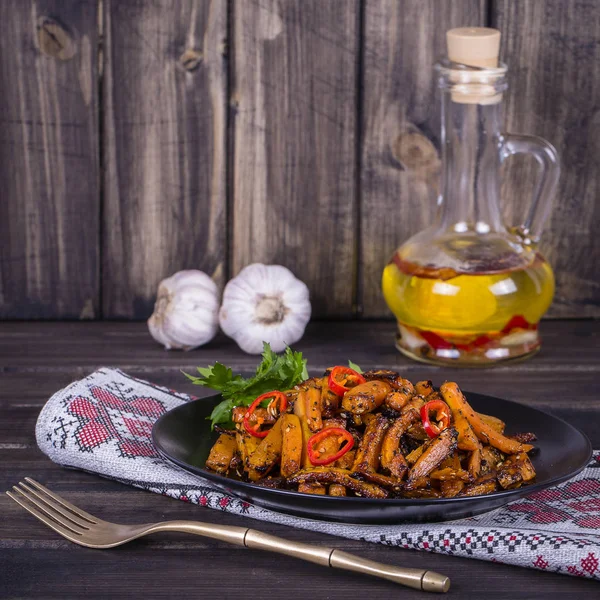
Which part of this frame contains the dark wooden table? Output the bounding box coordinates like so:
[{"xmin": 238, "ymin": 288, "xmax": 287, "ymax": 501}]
[{"xmin": 1, "ymin": 320, "xmax": 599, "ymax": 599}]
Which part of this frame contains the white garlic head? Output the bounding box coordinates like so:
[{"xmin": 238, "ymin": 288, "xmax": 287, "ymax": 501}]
[
  {"xmin": 148, "ymin": 270, "xmax": 220, "ymax": 351},
  {"xmin": 219, "ymin": 263, "xmax": 311, "ymax": 354}
]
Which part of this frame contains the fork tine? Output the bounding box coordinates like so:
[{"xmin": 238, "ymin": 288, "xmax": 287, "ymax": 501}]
[
  {"xmin": 16, "ymin": 482, "xmax": 92, "ymax": 529},
  {"xmin": 24, "ymin": 478, "xmax": 97, "ymax": 524},
  {"xmin": 6, "ymin": 490, "xmax": 83, "ymax": 540},
  {"xmin": 11, "ymin": 486, "xmax": 86, "ymax": 535}
]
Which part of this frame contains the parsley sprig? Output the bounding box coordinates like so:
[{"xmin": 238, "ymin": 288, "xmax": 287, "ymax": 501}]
[{"xmin": 184, "ymin": 343, "xmax": 309, "ymax": 429}]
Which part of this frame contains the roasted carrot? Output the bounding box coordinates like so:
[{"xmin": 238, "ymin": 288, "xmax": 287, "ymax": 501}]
[
  {"xmin": 342, "ymin": 380, "xmax": 392, "ymax": 414},
  {"xmin": 236, "ymin": 432, "xmax": 261, "ymax": 468},
  {"xmin": 405, "ymin": 444, "xmax": 425, "ymax": 465},
  {"xmin": 320, "ymin": 377, "xmax": 340, "ymax": 417},
  {"xmin": 415, "ymin": 380, "xmax": 435, "ymax": 396},
  {"xmin": 441, "ymin": 389, "xmax": 479, "ymax": 452},
  {"xmin": 408, "ymin": 428, "xmax": 458, "ymax": 481},
  {"xmin": 305, "ymin": 386, "xmax": 323, "ymax": 432},
  {"xmin": 352, "ymin": 413, "xmax": 390, "ymax": 473},
  {"xmin": 440, "ymin": 479, "xmax": 464, "ymax": 498},
  {"xmin": 335, "ymin": 448, "xmax": 356, "ymax": 470},
  {"xmin": 459, "ymin": 474, "xmax": 498, "ymax": 497},
  {"xmin": 497, "ymin": 452, "xmax": 536, "ymax": 489},
  {"xmin": 205, "ymin": 434, "xmax": 237, "ymax": 474},
  {"xmin": 384, "ymin": 379, "xmax": 415, "ymax": 412},
  {"xmin": 232, "ymin": 406, "xmax": 276, "ymax": 425},
  {"xmin": 298, "ymin": 482, "xmax": 326, "ymax": 495},
  {"xmin": 289, "ymin": 468, "xmax": 388, "ymax": 499},
  {"xmin": 293, "ymin": 389, "xmax": 315, "ymax": 468},
  {"xmin": 328, "ymin": 484, "xmax": 347, "ymax": 496},
  {"xmin": 440, "ymin": 382, "xmax": 534, "ymax": 454},
  {"xmin": 467, "ymin": 445, "xmax": 482, "ymax": 479},
  {"xmin": 280, "ymin": 414, "xmax": 303, "ymax": 477},
  {"xmin": 476, "ymin": 412, "xmax": 505, "ymax": 434},
  {"xmin": 380, "ymin": 396, "xmax": 424, "ymax": 478},
  {"xmin": 247, "ymin": 419, "xmax": 283, "ymax": 482}
]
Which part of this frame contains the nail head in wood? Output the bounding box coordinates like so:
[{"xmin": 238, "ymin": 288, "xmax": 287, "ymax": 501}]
[{"xmin": 37, "ymin": 17, "xmax": 76, "ymax": 61}]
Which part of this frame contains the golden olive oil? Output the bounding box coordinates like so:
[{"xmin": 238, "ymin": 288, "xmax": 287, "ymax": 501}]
[{"xmin": 382, "ymin": 246, "xmax": 554, "ymax": 365}]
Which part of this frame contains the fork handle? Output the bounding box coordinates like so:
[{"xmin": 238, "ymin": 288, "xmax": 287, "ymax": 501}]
[
  {"xmin": 244, "ymin": 529, "xmax": 449, "ymax": 593},
  {"xmin": 149, "ymin": 522, "xmax": 449, "ymax": 593}
]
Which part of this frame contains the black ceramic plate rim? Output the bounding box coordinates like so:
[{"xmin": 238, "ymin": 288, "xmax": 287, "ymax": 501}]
[{"xmin": 152, "ymin": 393, "xmax": 593, "ymax": 506}]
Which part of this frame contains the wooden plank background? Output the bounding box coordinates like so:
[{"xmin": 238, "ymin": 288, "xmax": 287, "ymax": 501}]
[
  {"xmin": 232, "ymin": 0, "xmax": 359, "ymax": 318},
  {"xmin": 102, "ymin": 0, "xmax": 227, "ymax": 318},
  {"xmin": 0, "ymin": 0, "xmax": 598, "ymax": 320},
  {"xmin": 495, "ymin": 0, "xmax": 600, "ymax": 318},
  {"xmin": 0, "ymin": 0, "xmax": 99, "ymax": 319}
]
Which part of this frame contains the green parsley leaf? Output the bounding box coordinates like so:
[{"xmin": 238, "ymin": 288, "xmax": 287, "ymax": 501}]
[
  {"xmin": 348, "ymin": 360, "xmax": 363, "ymax": 374},
  {"xmin": 184, "ymin": 343, "xmax": 308, "ymax": 429}
]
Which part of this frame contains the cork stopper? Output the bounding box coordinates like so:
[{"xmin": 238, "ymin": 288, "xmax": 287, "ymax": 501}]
[
  {"xmin": 445, "ymin": 27, "xmax": 503, "ymax": 104},
  {"xmin": 447, "ymin": 27, "xmax": 501, "ymax": 68}
]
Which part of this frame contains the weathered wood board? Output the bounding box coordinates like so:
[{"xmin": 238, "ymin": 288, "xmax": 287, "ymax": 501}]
[
  {"xmin": 494, "ymin": 0, "xmax": 600, "ymax": 317},
  {"xmin": 102, "ymin": 0, "xmax": 227, "ymax": 318},
  {"xmin": 0, "ymin": 0, "xmax": 100, "ymax": 318},
  {"xmin": 0, "ymin": 0, "xmax": 599, "ymax": 320},
  {"xmin": 231, "ymin": 0, "xmax": 359, "ymax": 318}
]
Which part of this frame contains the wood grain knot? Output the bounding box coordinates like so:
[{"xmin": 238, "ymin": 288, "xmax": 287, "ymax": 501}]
[
  {"xmin": 179, "ymin": 49, "xmax": 203, "ymax": 72},
  {"xmin": 37, "ymin": 17, "xmax": 76, "ymax": 60},
  {"xmin": 392, "ymin": 131, "xmax": 439, "ymax": 172}
]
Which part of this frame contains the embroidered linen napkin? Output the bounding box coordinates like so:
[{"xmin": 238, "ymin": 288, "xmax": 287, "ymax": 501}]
[{"xmin": 36, "ymin": 368, "xmax": 600, "ymax": 580}]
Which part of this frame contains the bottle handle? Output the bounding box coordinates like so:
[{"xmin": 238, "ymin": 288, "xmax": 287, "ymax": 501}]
[{"xmin": 499, "ymin": 133, "xmax": 560, "ymax": 245}]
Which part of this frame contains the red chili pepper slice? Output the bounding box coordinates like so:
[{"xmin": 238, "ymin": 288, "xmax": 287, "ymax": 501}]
[
  {"xmin": 420, "ymin": 399, "xmax": 451, "ymax": 438},
  {"xmin": 421, "ymin": 330, "xmax": 492, "ymax": 352},
  {"xmin": 328, "ymin": 366, "xmax": 366, "ymax": 397},
  {"xmin": 502, "ymin": 315, "xmax": 537, "ymax": 333},
  {"xmin": 419, "ymin": 330, "xmax": 455, "ymax": 351},
  {"xmin": 243, "ymin": 391, "xmax": 287, "ymax": 438},
  {"xmin": 307, "ymin": 427, "xmax": 354, "ymax": 466}
]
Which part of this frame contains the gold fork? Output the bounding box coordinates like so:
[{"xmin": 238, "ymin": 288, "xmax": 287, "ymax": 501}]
[{"xmin": 7, "ymin": 478, "xmax": 449, "ymax": 593}]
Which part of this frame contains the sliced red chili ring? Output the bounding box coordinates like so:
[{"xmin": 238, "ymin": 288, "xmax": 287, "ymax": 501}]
[
  {"xmin": 420, "ymin": 399, "xmax": 451, "ymax": 438},
  {"xmin": 243, "ymin": 391, "xmax": 287, "ymax": 438},
  {"xmin": 328, "ymin": 366, "xmax": 366, "ymax": 397},
  {"xmin": 307, "ymin": 427, "xmax": 354, "ymax": 466}
]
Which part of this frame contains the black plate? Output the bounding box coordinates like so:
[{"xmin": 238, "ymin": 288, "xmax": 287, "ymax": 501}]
[{"xmin": 152, "ymin": 392, "xmax": 592, "ymax": 524}]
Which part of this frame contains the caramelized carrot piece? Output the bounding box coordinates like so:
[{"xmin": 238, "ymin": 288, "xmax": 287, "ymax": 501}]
[
  {"xmin": 440, "ymin": 382, "xmax": 534, "ymax": 454},
  {"xmin": 328, "ymin": 484, "xmax": 347, "ymax": 496},
  {"xmin": 467, "ymin": 445, "xmax": 482, "ymax": 479},
  {"xmin": 476, "ymin": 412, "xmax": 505, "ymax": 434},
  {"xmin": 415, "ymin": 380, "xmax": 434, "ymax": 397},
  {"xmin": 298, "ymin": 482, "xmax": 326, "ymax": 495},
  {"xmin": 306, "ymin": 386, "xmax": 323, "ymax": 432},
  {"xmin": 247, "ymin": 419, "xmax": 283, "ymax": 482},
  {"xmin": 280, "ymin": 414, "xmax": 303, "ymax": 477},
  {"xmin": 293, "ymin": 390, "xmax": 315, "ymax": 468},
  {"xmin": 342, "ymin": 381, "xmax": 392, "ymax": 414},
  {"xmin": 408, "ymin": 428, "xmax": 458, "ymax": 481},
  {"xmin": 205, "ymin": 434, "xmax": 237, "ymax": 474},
  {"xmin": 380, "ymin": 396, "xmax": 424, "ymax": 479},
  {"xmin": 352, "ymin": 414, "xmax": 390, "ymax": 473},
  {"xmin": 384, "ymin": 379, "xmax": 415, "ymax": 412},
  {"xmin": 320, "ymin": 377, "xmax": 340, "ymax": 417}
]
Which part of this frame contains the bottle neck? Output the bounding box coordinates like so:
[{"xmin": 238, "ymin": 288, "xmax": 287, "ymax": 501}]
[{"xmin": 439, "ymin": 93, "xmax": 504, "ymax": 234}]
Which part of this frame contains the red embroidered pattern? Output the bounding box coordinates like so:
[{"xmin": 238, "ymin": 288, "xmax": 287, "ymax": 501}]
[{"xmin": 67, "ymin": 386, "xmax": 166, "ymax": 458}]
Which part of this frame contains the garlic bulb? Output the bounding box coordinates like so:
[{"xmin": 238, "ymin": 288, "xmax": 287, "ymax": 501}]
[
  {"xmin": 148, "ymin": 270, "xmax": 220, "ymax": 350},
  {"xmin": 219, "ymin": 263, "xmax": 311, "ymax": 354}
]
